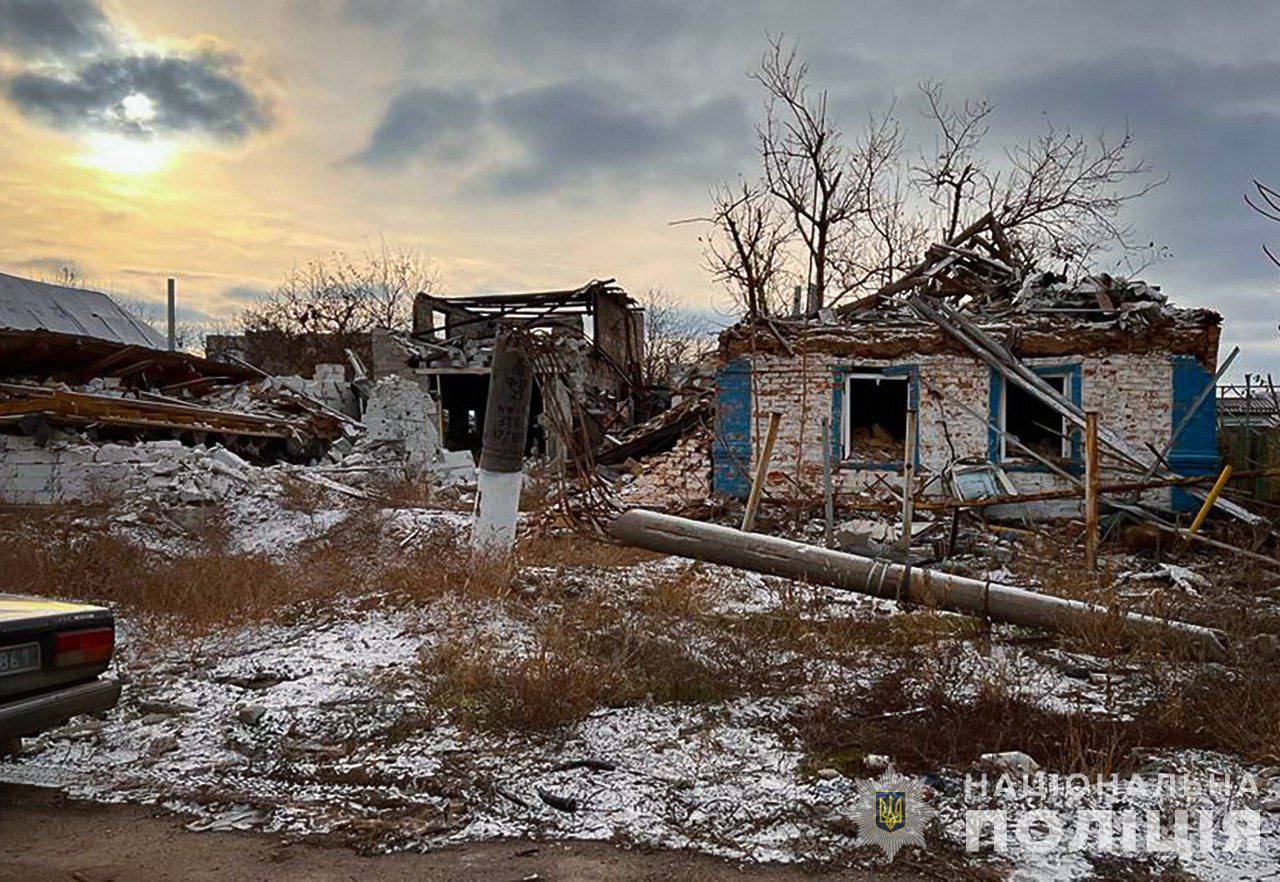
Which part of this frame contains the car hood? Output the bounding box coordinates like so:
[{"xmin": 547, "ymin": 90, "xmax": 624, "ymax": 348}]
[{"xmin": 0, "ymin": 594, "xmax": 110, "ymax": 623}]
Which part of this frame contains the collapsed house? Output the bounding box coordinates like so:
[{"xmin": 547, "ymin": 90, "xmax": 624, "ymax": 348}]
[
  {"xmin": 211, "ymin": 279, "xmax": 647, "ymax": 465},
  {"xmin": 621, "ymin": 217, "xmax": 1235, "ymax": 528},
  {"xmin": 712, "ymin": 273, "xmax": 1220, "ymax": 516},
  {"xmin": 404, "ymin": 279, "xmax": 645, "ymax": 460},
  {"xmin": 0, "ymin": 272, "xmax": 454, "ymax": 506}
]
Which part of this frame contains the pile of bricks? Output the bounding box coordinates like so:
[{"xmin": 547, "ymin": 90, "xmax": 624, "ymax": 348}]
[{"xmin": 618, "ymin": 426, "xmax": 713, "ymax": 510}]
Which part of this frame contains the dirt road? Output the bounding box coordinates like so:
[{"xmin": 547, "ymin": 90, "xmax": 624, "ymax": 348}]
[{"xmin": 0, "ymin": 784, "xmax": 937, "ymax": 881}]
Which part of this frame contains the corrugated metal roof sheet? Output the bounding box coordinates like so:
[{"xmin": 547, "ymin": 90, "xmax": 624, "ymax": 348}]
[{"xmin": 0, "ymin": 271, "xmax": 167, "ymax": 349}]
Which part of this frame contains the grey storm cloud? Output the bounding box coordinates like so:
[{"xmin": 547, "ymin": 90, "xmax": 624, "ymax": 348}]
[
  {"xmin": 986, "ymin": 56, "xmax": 1280, "ymax": 288},
  {"xmin": 344, "ymin": 86, "xmax": 482, "ymax": 168},
  {"xmin": 7, "ymin": 49, "xmax": 273, "ymax": 141},
  {"xmin": 348, "ymin": 78, "xmax": 750, "ymax": 193},
  {"xmin": 487, "ymin": 80, "xmax": 749, "ymax": 194},
  {"xmin": 0, "ymin": 0, "xmax": 112, "ymax": 58},
  {"xmin": 1, "ymin": 0, "xmax": 272, "ymax": 143}
]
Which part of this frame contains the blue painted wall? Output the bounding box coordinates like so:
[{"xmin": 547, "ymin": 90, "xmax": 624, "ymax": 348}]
[
  {"xmin": 712, "ymin": 357, "xmax": 752, "ymax": 498},
  {"xmin": 1169, "ymin": 355, "xmax": 1219, "ymax": 512}
]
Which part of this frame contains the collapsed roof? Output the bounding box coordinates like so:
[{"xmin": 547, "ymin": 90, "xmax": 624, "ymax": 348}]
[
  {"xmin": 725, "ymin": 212, "xmax": 1220, "ymax": 367},
  {"xmin": 0, "ymin": 272, "xmax": 166, "ymax": 348}
]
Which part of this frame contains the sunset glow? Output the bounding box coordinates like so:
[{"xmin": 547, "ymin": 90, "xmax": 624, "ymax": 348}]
[{"xmin": 79, "ymin": 132, "xmax": 175, "ymax": 175}]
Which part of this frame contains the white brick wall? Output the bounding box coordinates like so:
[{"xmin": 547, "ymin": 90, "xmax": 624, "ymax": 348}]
[
  {"xmin": 0, "ymin": 436, "xmax": 250, "ymax": 505},
  {"xmin": 741, "ymin": 349, "xmax": 1178, "ymax": 510}
]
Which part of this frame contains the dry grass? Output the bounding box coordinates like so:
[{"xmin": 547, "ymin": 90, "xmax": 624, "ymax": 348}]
[
  {"xmin": 0, "ymin": 504, "xmax": 479, "ymax": 631},
  {"xmin": 277, "ymin": 474, "xmax": 330, "ymax": 514},
  {"xmin": 418, "ymin": 589, "xmax": 761, "ymax": 731},
  {"xmin": 795, "ymin": 639, "xmax": 1145, "ymax": 776},
  {"xmin": 363, "ymin": 469, "xmax": 468, "ymax": 510},
  {"xmin": 515, "ymin": 531, "xmax": 661, "ymax": 568}
]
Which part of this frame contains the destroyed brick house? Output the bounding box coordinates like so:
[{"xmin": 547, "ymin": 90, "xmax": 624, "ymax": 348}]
[
  {"xmin": 208, "ymin": 280, "xmax": 647, "ymax": 464},
  {"xmin": 620, "ymin": 217, "xmax": 1238, "ymax": 526}
]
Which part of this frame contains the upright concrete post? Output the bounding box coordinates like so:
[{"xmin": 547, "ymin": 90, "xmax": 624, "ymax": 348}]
[
  {"xmin": 166, "ymin": 278, "xmax": 176, "ymax": 351},
  {"xmin": 472, "ymin": 326, "xmax": 533, "ymax": 555}
]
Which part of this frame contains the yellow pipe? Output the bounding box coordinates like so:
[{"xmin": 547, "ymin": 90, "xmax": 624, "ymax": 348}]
[{"xmin": 1185, "ymin": 465, "xmax": 1233, "ymax": 539}]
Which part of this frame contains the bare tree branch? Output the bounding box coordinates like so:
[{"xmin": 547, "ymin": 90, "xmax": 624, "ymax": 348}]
[
  {"xmin": 242, "ymin": 243, "xmax": 440, "ymax": 335},
  {"xmin": 697, "ymin": 179, "xmax": 792, "ymax": 317}
]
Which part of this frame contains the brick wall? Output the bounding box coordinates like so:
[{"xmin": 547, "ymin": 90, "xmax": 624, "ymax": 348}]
[
  {"xmin": 735, "ymin": 349, "xmax": 1180, "ymax": 511},
  {"xmin": 617, "ymin": 427, "xmax": 712, "ymax": 510}
]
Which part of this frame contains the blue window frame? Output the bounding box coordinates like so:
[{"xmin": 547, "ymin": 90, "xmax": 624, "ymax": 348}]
[
  {"xmin": 987, "ymin": 363, "xmax": 1082, "ymax": 470},
  {"xmin": 830, "ymin": 364, "xmax": 920, "ymax": 470}
]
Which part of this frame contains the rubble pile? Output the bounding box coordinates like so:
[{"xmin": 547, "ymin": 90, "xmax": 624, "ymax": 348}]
[
  {"xmin": 0, "ymin": 434, "xmax": 256, "ymax": 506},
  {"xmin": 615, "ymin": 423, "xmax": 713, "ymax": 510},
  {"xmin": 0, "ymin": 356, "xmax": 473, "ymax": 509}
]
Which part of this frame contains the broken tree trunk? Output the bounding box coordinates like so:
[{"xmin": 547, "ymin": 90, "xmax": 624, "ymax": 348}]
[{"xmin": 606, "ymin": 509, "xmax": 1227, "ymax": 659}]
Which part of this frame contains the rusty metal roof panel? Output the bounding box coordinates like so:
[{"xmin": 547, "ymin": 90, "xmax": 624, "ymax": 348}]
[{"xmin": 0, "ymin": 272, "xmax": 167, "ymax": 348}]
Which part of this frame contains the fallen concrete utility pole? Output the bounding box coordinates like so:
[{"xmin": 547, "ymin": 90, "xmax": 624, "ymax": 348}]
[{"xmin": 607, "ymin": 508, "xmax": 1227, "ymax": 659}]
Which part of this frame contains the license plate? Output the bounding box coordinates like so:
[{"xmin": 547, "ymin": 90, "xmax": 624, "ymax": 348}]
[{"xmin": 0, "ymin": 643, "xmax": 40, "ymax": 677}]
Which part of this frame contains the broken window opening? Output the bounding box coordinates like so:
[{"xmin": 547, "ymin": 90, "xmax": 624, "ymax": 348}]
[
  {"xmin": 842, "ymin": 371, "xmax": 908, "ymax": 460},
  {"xmin": 1001, "ymin": 373, "xmax": 1069, "ymax": 460}
]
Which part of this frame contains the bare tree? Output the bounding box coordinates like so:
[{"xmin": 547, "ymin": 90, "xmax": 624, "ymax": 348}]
[
  {"xmin": 754, "ymin": 35, "xmax": 864, "ymax": 312},
  {"xmin": 1246, "ymin": 179, "xmax": 1280, "ymax": 270},
  {"xmin": 637, "ymin": 287, "xmax": 715, "ymax": 389},
  {"xmin": 242, "ymin": 243, "xmax": 439, "ymax": 335},
  {"xmin": 990, "ymin": 121, "xmax": 1167, "ymax": 272},
  {"xmin": 831, "ymin": 112, "xmax": 929, "ymax": 298},
  {"xmin": 702, "ymin": 43, "xmax": 1166, "ymax": 318},
  {"xmin": 914, "ymin": 80, "xmax": 994, "ymax": 242},
  {"xmin": 698, "ymin": 179, "xmax": 792, "ymax": 316}
]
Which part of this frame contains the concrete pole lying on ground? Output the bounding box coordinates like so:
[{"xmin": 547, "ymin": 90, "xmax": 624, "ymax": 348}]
[
  {"xmin": 606, "ymin": 508, "xmax": 1228, "ymax": 659},
  {"xmin": 472, "ymin": 326, "xmax": 534, "ymax": 555}
]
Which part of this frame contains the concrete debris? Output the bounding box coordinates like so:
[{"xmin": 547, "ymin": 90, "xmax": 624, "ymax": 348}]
[
  {"xmin": 979, "ymin": 751, "xmax": 1040, "ymax": 774},
  {"xmin": 360, "ymin": 375, "xmax": 440, "ymax": 468},
  {"xmin": 0, "ymin": 346, "xmax": 470, "ymax": 508}
]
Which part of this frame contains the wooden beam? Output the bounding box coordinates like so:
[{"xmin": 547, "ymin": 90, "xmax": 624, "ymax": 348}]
[
  {"xmin": 1084, "ymin": 410, "xmax": 1099, "ymax": 571},
  {"xmin": 742, "ymin": 411, "xmax": 780, "ymax": 532}
]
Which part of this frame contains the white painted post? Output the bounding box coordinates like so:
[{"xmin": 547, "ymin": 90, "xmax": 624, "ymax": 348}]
[{"xmin": 472, "ymin": 327, "xmax": 533, "ymax": 555}]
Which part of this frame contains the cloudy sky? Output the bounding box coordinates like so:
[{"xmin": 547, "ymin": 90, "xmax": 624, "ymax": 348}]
[{"xmin": 0, "ymin": 1, "xmax": 1276, "ymax": 376}]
